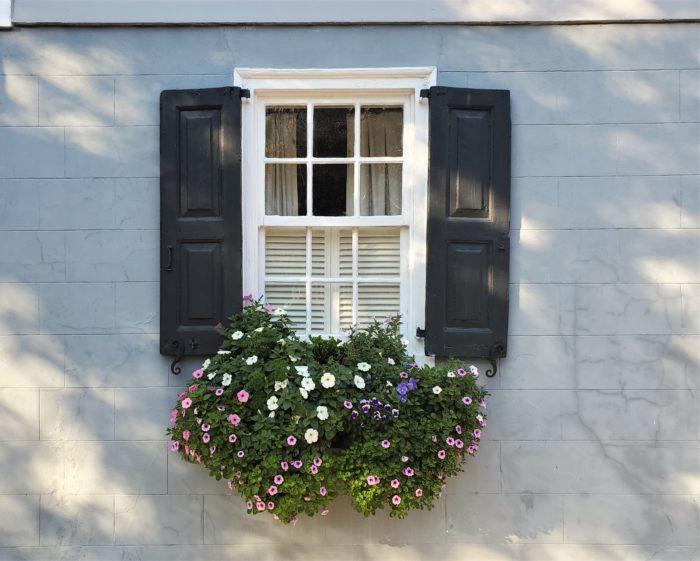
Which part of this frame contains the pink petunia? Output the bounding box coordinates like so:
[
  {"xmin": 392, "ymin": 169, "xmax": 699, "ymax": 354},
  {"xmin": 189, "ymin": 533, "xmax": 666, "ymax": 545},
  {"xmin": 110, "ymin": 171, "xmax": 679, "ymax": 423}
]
[
  {"xmin": 473, "ymin": 429, "xmax": 482, "ymax": 439},
  {"xmin": 268, "ymin": 485, "xmax": 278, "ymax": 495},
  {"xmin": 366, "ymin": 475, "xmax": 380, "ymax": 486},
  {"xmin": 268, "ymin": 501, "xmax": 275, "ymax": 510},
  {"xmin": 215, "ymin": 322, "xmax": 223, "ymax": 330},
  {"xmin": 321, "ymin": 510, "xmax": 329, "ymax": 516},
  {"xmin": 264, "ymin": 303, "xmax": 274, "ymax": 312},
  {"xmin": 170, "ymin": 441, "xmax": 179, "ymax": 452},
  {"xmin": 455, "ymin": 439, "xmax": 464, "ymax": 449},
  {"xmin": 209, "ymin": 446, "xmax": 216, "ymax": 455},
  {"xmin": 431, "ymin": 435, "xmax": 437, "ymax": 443},
  {"xmin": 381, "ymin": 440, "xmax": 391, "ymax": 449},
  {"xmin": 391, "ymin": 479, "xmax": 400, "ymax": 489},
  {"xmin": 202, "ymin": 424, "xmax": 210, "ymax": 432},
  {"xmin": 227, "ymin": 480, "xmax": 233, "ymax": 491},
  {"xmin": 401, "ymin": 455, "xmax": 409, "ymax": 463},
  {"xmin": 437, "ymin": 450, "xmax": 446, "ymax": 460},
  {"xmin": 246, "ymin": 500, "xmax": 253, "ymax": 510},
  {"xmin": 178, "ymin": 391, "xmax": 187, "ymax": 400},
  {"xmin": 237, "ymin": 450, "xmax": 245, "ymax": 458},
  {"xmin": 319, "ymin": 486, "xmax": 327, "ymax": 496},
  {"xmin": 343, "ymin": 400, "xmax": 353, "ymax": 409},
  {"xmin": 182, "ymin": 430, "xmax": 191, "ymax": 441},
  {"xmin": 228, "ymin": 414, "xmax": 241, "ymax": 426},
  {"xmin": 392, "ymin": 495, "xmax": 401, "ymax": 505},
  {"xmin": 188, "ymin": 384, "xmax": 199, "ymax": 393},
  {"xmin": 462, "ymin": 396, "xmax": 472, "ymax": 406},
  {"xmin": 402, "ymin": 467, "xmax": 414, "ymax": 477},
  {"xmin": 446, "ymin": 437, "xmax": 455, "ymax": 446},
  {"xmin": 228, "ymin": 434, "xmax": 237, "ymax": 443},
  {"xmin": 181, "ymin": 397, "xmax": 193, "ymax": 409},
  {"xmin": 202, "ymin": 433, "xmax": 210, "ymax": 443},
  {"xmin": 415, "ymin": 488, "xmax": 423, "ymax": 497},
  {"xmin": 237, "ymin": 389, "xmax": 250, "ymax": 403},
  {"xmin": 313, "ymin": 457, "xmax": 322, "ymax": 467},
  {"xmin": 455, "ymin": 425, "xmax": 462, "ymax": 434},
  {"xmin": 243, "ymin": 294, "xmax": 254, "ymax": 302},
  {"xmin": 287, "ymin": 435, "xmax": 297, "ymax": 446},
  {"xmin": 256, "ymin": 501, "xmax": 266, "ymax": 511},
  {"xmin": 292, "ymin": 460, "xmax": 303, "ymax": 469},
  {"xmin": 215, "ymin": 388, "xmax": 224, "ymax": 396},
  {"xmin": 280, "ymin": 461, "xmax": 289, "ymax": 471},
  {"xmin": 170, "ymin": 410, "xmax": 178, "ymax": 423},
  {"xmin": 311, "ymin": 465, "xmax": 318, "ymax": 474},
  {"xmin": 274, "ymin": 474, "xmax": 284, "ymax": 485},
  {"xmin": 192, "ymin": 369, "xmax": 204, "ymax": 379}
]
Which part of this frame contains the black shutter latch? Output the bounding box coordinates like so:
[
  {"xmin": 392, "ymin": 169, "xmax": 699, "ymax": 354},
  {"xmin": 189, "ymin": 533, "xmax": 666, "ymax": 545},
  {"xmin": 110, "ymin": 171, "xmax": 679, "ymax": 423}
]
[{"xmin": 416, "ymin": 327, "xmax": 426, "ymax": 338}]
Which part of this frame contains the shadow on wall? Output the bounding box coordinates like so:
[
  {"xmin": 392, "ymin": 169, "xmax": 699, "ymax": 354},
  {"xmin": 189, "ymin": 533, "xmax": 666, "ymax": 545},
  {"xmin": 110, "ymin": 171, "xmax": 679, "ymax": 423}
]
[{"xmin": 0, "ymin": 20, "xmax": 698, "ymax": 560}]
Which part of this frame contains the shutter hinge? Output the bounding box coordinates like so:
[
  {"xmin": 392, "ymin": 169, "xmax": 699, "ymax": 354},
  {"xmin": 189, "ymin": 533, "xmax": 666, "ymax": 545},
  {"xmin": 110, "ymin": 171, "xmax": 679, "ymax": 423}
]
[
  {"xmin": 419, "ymin": 89, "xmax": 431, "ymax": 99},
  {"xmin": 484, "ymin": 342, "xmax": 507, "ymax": 378},
  {"xmin": 240, "ymin": 89, "xmax": 251, "ymax": 99},
  {"xmin": 416, "ymin": 327, "xmax": 426, "ymax": 338},
  {"xmin": 169, "ymin": 339, "xmax": 185, "ymax": 375}
]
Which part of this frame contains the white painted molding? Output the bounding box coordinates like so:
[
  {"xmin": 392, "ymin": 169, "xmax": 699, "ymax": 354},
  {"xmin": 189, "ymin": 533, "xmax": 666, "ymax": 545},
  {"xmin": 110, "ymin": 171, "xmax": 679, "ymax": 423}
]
[
  {"xmin": 0, "ymin": 0, "xmax": 11, "ymax": 27},
  {"xmin": 12, "ymin": 0, "xmax": 700, "ymax": 25}
]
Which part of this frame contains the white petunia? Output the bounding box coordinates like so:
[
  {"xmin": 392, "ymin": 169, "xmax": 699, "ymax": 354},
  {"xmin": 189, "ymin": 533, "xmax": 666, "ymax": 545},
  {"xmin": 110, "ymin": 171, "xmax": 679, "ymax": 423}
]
[
  {"xmin": 274, "ymin": 379, "xmax": 289, "ymax": 391},
  {"xmin": 273, "ymin": 308, "xmax": 287, "ymax": 316},
  {"xmin": 231, "ymin": 331, "xmax": 244, "ymax": 340},
  {"xmin": 400, "ymin": 338, "xmax": 409, "ymax": 347},
  {"xmin": 245, "ymin": 355, "xmax": 258, "ymax": 365},
  {"xmin": 202, "ymin": 358, "xmax": 211, "ymax": 369},
  {"xmin": 304, "ymin": 428, "xmax": 319, "ymax": 444},
  {"xmin": 385, "ymin": 380, "xmax": 393, "ymax": 387},
  {"xmin": 316, "ymin": 405, "xmax": 329, "ymax": 421},
  {"xmin": 320, "ymin": 372, "xmax": 335, "ymax": 389},
  {"xmin": 207, "ymin": 371, "xmax": 217, "ymax": 380},
  {"xmin": 278, "ymin": 338, "xmax": 286, "ymax": 346},
  {"xmin": 254, "ymin": 327, "xmax": 264, "ymax": 333},
  {"xmin": 447, "ymin": 371, "xmax": 456, "ymax": 378},
  {"xmin": 269, "ymin": 411, "xmax": 275, "ymax": 418},
  {"xmin": 432, "ymin": 385, "xmax": 442, "ymax": 395},
  {"xmin": 354, "ymin": 375, "xmax": 366, "ymax": 389},
  {"xmin": 267, "ymin": 395, "xmax": 279, "ymax": 411},
  {"xmin": 469, "ymin": 365, "xmax": 479, "ymax": 377},
  {"xmin": 289, "ymin": 355, "xmax": 299, "ymax": 363},
  {"xmin": 387, "ymin": 358, "xmax": 395, "ymax": 366},
  {"xmin": 301, "ymin": 377, "xmax": 315, "ymax": 391},
  {"xmin": 357, "ymin": 362, "xmax": 371, "ymax": 372},
  {"xmin": 299, "ymin": 388, "xmax": 309, "ymax": 400},
  {"xmin": 295, "ymin": 365, "xmax": 309, "ymax": 377},
  {"xmin": 221, "ymin": 373, "xmax": 232, "ymax": 387},
  {"xmin": 218, "ymin": 350, "xmax": 231, "ymax": 355}
]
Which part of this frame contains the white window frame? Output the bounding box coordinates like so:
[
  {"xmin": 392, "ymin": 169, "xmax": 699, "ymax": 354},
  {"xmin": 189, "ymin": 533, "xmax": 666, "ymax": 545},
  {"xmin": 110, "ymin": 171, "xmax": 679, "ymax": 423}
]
[
  {"xmin": 0, "ymin": 0, "xmax": 11, "ymax": 27},
  {"xmin": 234, "ymin": 67, "xmax": 436, "ymax": 360}
]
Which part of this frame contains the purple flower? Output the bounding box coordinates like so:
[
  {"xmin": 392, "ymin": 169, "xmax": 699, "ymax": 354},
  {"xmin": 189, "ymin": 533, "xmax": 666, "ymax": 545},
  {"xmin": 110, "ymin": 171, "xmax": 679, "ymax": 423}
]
[
  {"xmin": 311, "ymin": 465, "xmax": 318, "ymax": 474},
  {"xmin": 398, "ymin": 395, "xmax": 408, "ymax": 403},
  {"xmin": 170, "ymin": 441, "xmax": 179, "ymax": 452},
  {"xmin": 351, "ymin": 410, "xmax": 359, "ymax": 420},
  {"xmin": 391, "ymin": 409, "xmax": 399, "ymax": 417},
  {"xmin": 237, "ymin": 450, "xmax": 245, "ymax": 458},
  {"xmin": 202, "ymin": 424, "xmax": 210, "ymax": 432},
  {"xmin": 455, "ymin": 439, "xmax": 464, "ymax": 449},
  {"xmin": 292, "ymin": 460, "xmax": 303, "ymax": 469},
  {"xmin": 397, "ymin": 383, "xmax": 409, "ymax": 396},
  {"xmin": 313, "ymin": 457, "xmax": 322, "ymax": 467},
  {"xmin": 343, "ymin": 400, "xmax": 353, "ymax": 409},
  {"xmin": 280, "ymin": 461, "xmax": 289, "ymax": 471},
  {"xmin": 455, "ymin": 425, "xmax": 462, "ymax": 434},
  {"xmin": 399, "ymin": 371, "xmax": 408, "ymax": 379},
  {"xmin": 215, "ymin": 388, "xmax": 224, "ymax": 396},
  {"xmin": 462, "ymin": 396, "xmax": 473, "ymax": 406},
  {"xmin": 287, "ymin": 435, "xmax": 297, "ymax": 446},
  {"xmin": 457, "ymin": 368, "xmax": 467, "ymax": 377},
  {"xmin": 446, "ymin": 436, "xmax": 455, "ymax": 446},
  {"xmin": 406, "ymin": 377, "xmax": 419, "ymax": 391},
  {"xmin": 202, "ymin": 433, "xmax": 210, "ymax": 443},
  {"xmin": 228, "ymin": 434, "xmax": 237, "ymax": 443},
  {"xmin": 402, "ymin": 467, "xmax": 414, "ymax": 477},
  {"xmin": 217, "ymin": 405, "xmax": 225, "ymax": 411}
]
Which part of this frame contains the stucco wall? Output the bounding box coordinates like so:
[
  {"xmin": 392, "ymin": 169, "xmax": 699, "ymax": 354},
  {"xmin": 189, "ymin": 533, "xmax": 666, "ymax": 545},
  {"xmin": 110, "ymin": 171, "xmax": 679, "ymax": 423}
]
[{"xmin": 0, "ymin": 23, "xmax": 698, "ymax": 561}]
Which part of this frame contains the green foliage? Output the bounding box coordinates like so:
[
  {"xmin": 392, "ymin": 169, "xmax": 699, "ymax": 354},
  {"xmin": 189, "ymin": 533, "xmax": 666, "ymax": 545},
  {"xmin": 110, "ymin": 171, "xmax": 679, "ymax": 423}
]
[{"xmin": 167, "ymin": 300, "xmax": 488, "ymax": 524}]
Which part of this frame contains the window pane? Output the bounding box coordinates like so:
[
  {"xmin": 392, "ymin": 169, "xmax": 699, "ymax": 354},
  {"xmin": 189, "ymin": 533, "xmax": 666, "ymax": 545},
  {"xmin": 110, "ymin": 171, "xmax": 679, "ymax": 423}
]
[
  {"xmin": 313, "ymin": 164, "xmax": 353, "ymax": 216},
  {"xmin": 357, "ymin": 283, "xmax": 400, "ymax": 327},
  {"xmin": 360, "ymin": 107, "xmax": 403, "ymax": 157},
  {"xmin": 265, "ymin": 283, "xmax": 306, "ymax": 331},
  {"xmin": 265, "ymin": 229, "xmax": 306, "ymax": 277},
  {"xmin": 265, "ymin": 106, "xmax": 306, "ymax": 158},
  {"xmin": 360, "ymin": 163, "xmax": 402, "ymax": 215},
  {"xmin": 358, "ymin": 228, "xmax": 400, "ymax": 278},
  {"xmin": 265, "ymin": 164, "xmax": 307, "ymax": 216},
  {"xmin": 313, "ymin": 107, "xmax": 354, "ymax": 158}
]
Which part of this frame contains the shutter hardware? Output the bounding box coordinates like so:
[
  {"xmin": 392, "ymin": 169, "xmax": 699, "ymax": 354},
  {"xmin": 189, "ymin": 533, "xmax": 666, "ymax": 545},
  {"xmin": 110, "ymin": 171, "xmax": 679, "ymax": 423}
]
[
  {"xmin": 484, "ymin": 342, "xmax": 506, "ymax": 378},
  {"xmin": 169, "ymin": 339, "xmax": 185, "ymax": 375},
  {"xmin": 415, "ymin": 326, "xmax": 426, "ymax": 338}
]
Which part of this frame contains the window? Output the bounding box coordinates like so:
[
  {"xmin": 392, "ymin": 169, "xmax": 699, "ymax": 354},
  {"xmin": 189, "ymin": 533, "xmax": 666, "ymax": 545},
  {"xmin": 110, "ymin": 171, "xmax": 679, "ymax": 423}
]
[
  {"xmin": 237, "ymin": 69, "xmax": 434, "ymax": 352},
  {"xmin": 159, "ymin": 71, "xmax": 511, "ymax": 370}
]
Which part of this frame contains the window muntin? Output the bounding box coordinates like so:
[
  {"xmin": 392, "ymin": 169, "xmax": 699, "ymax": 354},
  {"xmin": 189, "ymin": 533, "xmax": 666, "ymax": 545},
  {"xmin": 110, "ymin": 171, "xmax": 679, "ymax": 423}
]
[{"xmin": 261, "ymin": 98, "xmax": 409, "ymax": 336}]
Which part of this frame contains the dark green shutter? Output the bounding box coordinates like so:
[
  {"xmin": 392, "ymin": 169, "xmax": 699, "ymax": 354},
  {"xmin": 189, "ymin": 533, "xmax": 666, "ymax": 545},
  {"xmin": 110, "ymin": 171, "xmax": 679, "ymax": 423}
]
[
  {"xmin": 160, "ymin": 87, "xmax": 242, "ymax": 360},
  {"xmin": 425, "ymin": 86, "xmax": 511, "ymax": 360}
]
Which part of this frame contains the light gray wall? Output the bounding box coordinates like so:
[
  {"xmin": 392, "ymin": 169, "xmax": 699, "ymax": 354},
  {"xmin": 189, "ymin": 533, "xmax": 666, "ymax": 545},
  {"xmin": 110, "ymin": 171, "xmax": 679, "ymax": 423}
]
[{"xmin": 0, "ymin": 23, "xmax": 698, "ymax": 561}]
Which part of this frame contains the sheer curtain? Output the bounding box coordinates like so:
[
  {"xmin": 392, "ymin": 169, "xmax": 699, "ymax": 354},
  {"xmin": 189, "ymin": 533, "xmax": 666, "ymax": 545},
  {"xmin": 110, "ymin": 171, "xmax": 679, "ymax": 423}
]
[
  {"xmin": 353, "ymin": 110, "xmax": 402, "ymax": 215},
  {"xmin": 265, "ymin": 111, "xmax": 298, "ymax": 215}
]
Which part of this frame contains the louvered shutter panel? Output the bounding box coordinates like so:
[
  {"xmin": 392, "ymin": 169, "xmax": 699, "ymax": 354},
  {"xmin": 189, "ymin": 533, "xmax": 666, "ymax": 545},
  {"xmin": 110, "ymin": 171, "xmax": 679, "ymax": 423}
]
[
  {"xmin": 160, "ymin": 87, "xmax": 242, "ymax": 359},
  {"xmin": 425, "ymin": 87, "xmax": 511, "ymax": 359}
]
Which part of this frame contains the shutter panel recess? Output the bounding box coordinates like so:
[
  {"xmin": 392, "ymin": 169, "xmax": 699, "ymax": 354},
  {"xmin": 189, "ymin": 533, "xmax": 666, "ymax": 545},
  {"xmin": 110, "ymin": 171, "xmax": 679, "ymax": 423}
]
[
  {"xmin": 424, "ymin": 87, "xmax": 511, "ymax": 362},
  {"xmin": 160, "ymin": 87, "xmax": 242, "ymax": 366}
]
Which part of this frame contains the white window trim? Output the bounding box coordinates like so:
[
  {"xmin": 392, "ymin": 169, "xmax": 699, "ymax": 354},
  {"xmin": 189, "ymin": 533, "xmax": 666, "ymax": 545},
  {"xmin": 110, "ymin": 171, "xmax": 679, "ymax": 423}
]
[
  {"xmin": 0, "ymin": 0, "xmax": 11, "ymax": 27},
  {"xmin": 234, "ymin": 67, "xmax": 436, "ymax": 361}
]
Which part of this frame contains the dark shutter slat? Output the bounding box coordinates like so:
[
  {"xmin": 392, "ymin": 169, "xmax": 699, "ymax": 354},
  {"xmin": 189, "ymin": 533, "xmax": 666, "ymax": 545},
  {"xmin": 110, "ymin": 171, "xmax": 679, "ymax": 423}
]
[
  {"xmin": 425, "ymin": 86, "xmax": 511, "ymax": 359},
  {"xmin": 160, "ymin": 87, "xmax": 242, "ymax": 357}
]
